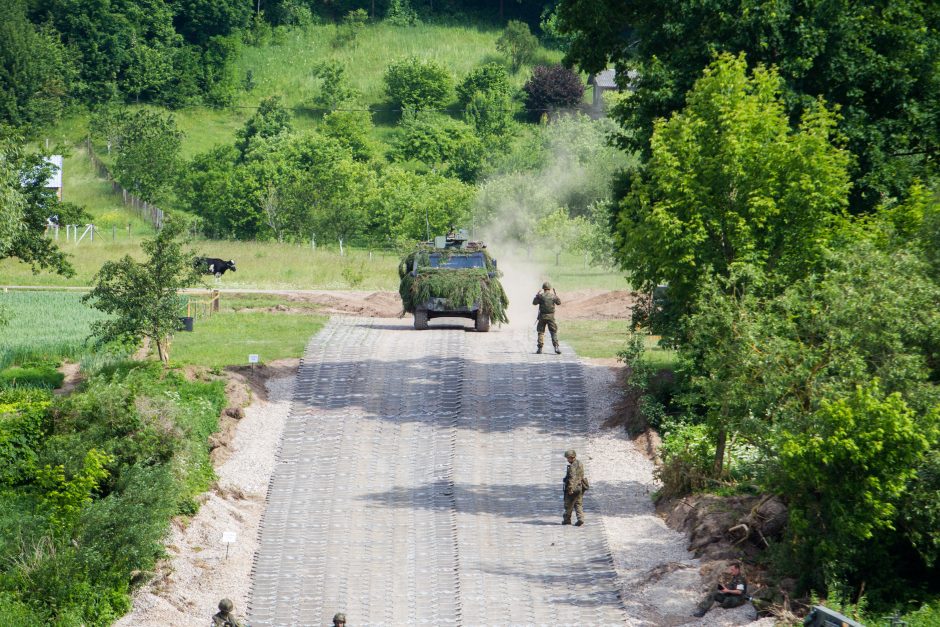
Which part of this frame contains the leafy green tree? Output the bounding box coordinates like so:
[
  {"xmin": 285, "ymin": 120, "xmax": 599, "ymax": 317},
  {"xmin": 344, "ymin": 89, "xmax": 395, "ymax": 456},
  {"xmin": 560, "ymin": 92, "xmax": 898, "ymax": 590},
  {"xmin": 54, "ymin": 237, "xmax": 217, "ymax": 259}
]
[
  {"xmin": 321, "ymin": 109, "xmax": 377, "ymax": 162},
  {"xmin": 464, "ymin": 88, "xmax": 515, "ymax": 145},
  {"xmin": 0, "ymin": 1, "xmax": 74, "ymax": 132},
  {"xmin": 0, "ymin": 133, "xmax": 85, "ymax": 276},
  {"xmin": 234, "ymin": 95, "xmax": 293, "ymax": 159},
  {"xmin": 384, "ymin": 56, "xmax": 453, "ymax": 111},
  {"xmin": 83, "ymin": 219, "xmax": 200, "ymax": 365},
  {"xmin": 124, "ymin": 42, "xmax": 175, "ymax": 103},
  {"xmin": 173, "ymin": 0, "xmax": 251, "ymax": 45},
  {"xmin": 113, "ymin": 110, "xmax": 183, "ymax": 203},
  {"xmin": 385, "ymin": 0, "xmax": 420, "ymax": 26},
  {"xmin": 309, "ymin": 61, "xmax": 359, "ymax": 112},
  {"xmin": 522, "ymin": 64, "xmax": 584, "ymax": 116},
  {"xmin": 774, "ymin": 383, "xmax": 933, "ymax": 589},
  {"xmin": 333, "ymin": 8, "xmax": 368, "ymax": 48},
  {"xmin": 457, "ymin": 63, "xmax": 514, "ymax": 109},
  {"xmin": 614, "ymin": 54, "xmax": 851, "ymax": 336},
  {"xmin": 557, "ymin": 0, "xmax": 940, "ymax": 213},
  {"xmin": 177, "ymin": 144, "xmax": 246, "ymax": 238},
  {"xmin": 535, "ymin": 207, "xmax": 590, "ymax": 266},
  {"xmin": 392, "ymin": 113, "xmax": 483, "ymax": 180},
  {"xmin": 497, "ymin": 20, "xmax": 538, "ymax": 72},
  {"xmin": 89, "ymin": 104, "xmax": 129, "ymax": 155},
  {"xmin": 371, "ymin": 167, "xmax": 474, "ymax": 242}
]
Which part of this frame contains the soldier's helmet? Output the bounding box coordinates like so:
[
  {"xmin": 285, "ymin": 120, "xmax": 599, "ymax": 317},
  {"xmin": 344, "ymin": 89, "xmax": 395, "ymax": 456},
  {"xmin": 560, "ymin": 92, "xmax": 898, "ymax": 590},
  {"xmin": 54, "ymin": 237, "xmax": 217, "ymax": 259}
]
[
  {"xmin": 333, "ymin": 612, "xmax": 347, "ymax": 624},
  {"xmin": 564, "ymin": 449, "xmax": 576, "ymax": 458},
  {"xmin": 542, "ymin": 281, "xmax": 552, "ymax": 290},
  {"xmin": 218, "ymin": 598, "xmax": 234, "ymax": 612}
]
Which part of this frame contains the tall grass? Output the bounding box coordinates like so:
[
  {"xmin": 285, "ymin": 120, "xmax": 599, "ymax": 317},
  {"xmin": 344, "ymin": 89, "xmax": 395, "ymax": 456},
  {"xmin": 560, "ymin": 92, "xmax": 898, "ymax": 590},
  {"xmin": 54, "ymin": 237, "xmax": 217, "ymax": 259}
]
[{"xmin": 0, "ymin": 291, "xmax": 108, "ymax": 368}]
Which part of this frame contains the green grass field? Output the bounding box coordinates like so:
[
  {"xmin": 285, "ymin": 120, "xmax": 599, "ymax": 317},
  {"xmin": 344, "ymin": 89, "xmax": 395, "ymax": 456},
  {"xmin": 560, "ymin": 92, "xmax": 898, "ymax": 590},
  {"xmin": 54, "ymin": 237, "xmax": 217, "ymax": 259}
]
[
  {"xmin": 0, "ymin": 291, "xmax": 108, "ymax": 369},
  {"xmin": 172, "ymin": 310, "xmax": 327, "ymax": 368},
  {"xmin": 563, "ymin": 320, "xmax": 675, "ymax": 363}
]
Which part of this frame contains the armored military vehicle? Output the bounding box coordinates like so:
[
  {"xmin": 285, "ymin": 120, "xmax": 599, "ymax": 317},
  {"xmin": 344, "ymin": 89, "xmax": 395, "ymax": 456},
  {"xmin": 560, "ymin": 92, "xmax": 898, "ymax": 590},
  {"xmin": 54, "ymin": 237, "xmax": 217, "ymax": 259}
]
[{"xmin": 398, "ymin": 230, "xmax": 509, "ymax": 331}]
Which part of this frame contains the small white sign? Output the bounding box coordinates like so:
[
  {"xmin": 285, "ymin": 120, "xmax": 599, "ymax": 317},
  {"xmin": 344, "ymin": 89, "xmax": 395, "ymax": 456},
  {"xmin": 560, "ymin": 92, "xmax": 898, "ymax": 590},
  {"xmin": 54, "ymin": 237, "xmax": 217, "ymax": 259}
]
[
  {"xmin": 222, "ymin": 531, "xmax": 237, "ymax": 544},
  {"xmin": 248, "ymin": 354, "xmax": 259, "ymax": 364}
]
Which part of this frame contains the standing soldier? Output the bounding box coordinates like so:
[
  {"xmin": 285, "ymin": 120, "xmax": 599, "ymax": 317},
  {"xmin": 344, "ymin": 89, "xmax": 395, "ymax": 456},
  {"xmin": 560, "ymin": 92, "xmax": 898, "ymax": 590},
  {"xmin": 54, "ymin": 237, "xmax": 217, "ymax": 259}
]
[
  {"xmin": 533, "ymin": 281, "xmax": 562, "ymax": 354},
  {"xmin": 562, "ymin": 449, "xmax": 588, "ymax": 526},
  {"xmin": 212, "ymin": 598, "xmax": 243, "ymax": 627}
]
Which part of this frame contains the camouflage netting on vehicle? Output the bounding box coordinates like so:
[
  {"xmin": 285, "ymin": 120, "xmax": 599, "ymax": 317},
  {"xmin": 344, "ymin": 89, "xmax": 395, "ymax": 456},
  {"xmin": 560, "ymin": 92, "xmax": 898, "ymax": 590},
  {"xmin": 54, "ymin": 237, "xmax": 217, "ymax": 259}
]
[{"xmin": 398, "ymin": 249, "xmax": 509, "ymax": 324}]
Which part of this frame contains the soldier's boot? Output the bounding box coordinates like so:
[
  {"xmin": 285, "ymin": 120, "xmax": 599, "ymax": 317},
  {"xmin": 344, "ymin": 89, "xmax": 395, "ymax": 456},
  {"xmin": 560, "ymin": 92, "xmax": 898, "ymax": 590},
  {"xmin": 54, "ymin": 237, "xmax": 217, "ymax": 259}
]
[
  {"xmin": 553, "ymin": 343, "xmax": 561, "ymax": 355},
  {"xmin": 562, "ymin": 519, "xmax": 571, "ymax": 525},
  {"xmin": 536, "ymin": 346, "xmax": 543, "ymax": 354},
  {"xmin": 575, "ymin": 520, "xmax": 584, "ymax": 526}
]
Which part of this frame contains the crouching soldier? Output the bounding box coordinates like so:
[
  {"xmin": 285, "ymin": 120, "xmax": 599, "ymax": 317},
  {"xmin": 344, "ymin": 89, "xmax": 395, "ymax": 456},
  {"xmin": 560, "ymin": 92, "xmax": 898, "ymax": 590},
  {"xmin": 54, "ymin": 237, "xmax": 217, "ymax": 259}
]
[{"xmin": 692, "ymin": 561, "xmax": 748, "ymax": 617}]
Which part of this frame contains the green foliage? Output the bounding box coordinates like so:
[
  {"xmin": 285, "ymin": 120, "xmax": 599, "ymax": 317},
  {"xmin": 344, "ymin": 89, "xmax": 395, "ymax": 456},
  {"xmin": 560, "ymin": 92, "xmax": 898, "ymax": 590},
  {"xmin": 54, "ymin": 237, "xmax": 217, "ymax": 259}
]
[
  {"xmin": 657, "ymin": 422, "xmax": 713, "ymax": 499},
  {"xmin": 385, "ymin": 0, "xmax": 420, "ymax": 27},
  {"xmin": 0, "ymin": 132, "xmax": 85, "ymax": 277},
  {"xmin": 371, "ymin": 167, "xmax": 474, "ymax": 241},
  {"xmin": 522, "ymin": 64, "xmax": 584, "ymax": 116},
  {"xmin": 456, "ymin": 63, "xmax": 513, "ymax": 109},
  {"xmin": 392, "ymin": 111, "xmax": 483, "ymax": 180},
  {"xmin": 0, "ymin": 1, "xmax": 74, "ymax": 133},
  {"xmin": 333, "ymin": 9, "xmax": 368, "ymax": 48},
  {"xmin": 83, "ymin": 219, "xmax": 200, "ymax": 364},
  {"xmin": 774, "ymin": 383, "xmax": 933, "ymax": 589},
  {"xmin": 309, "ymin": 61, "xmax": 359, "ymax": 112},
  {"xmin": 384, "ymin": 56, "xmax": 454, "ymax": 111},
  {"xmin": 614, "ymin": 54, "xmax": 851, "ymax": 339},
  {"xmin": 0, "ymin": 365, "xmax": 64, "ymax": 389},
  {"xmin": 234, "ymin": 95, "xmax": 293, "ymax": 159},
  {"xmin": 0, "ymin": 388, "xmax": 51, "ymax": 487},
  {"xmin": 173, "ymin": 0, "xmax": 251, "ymax": 45},
  {"xmin": 113, "ymin": 110, "xmax": 183, "ymax": 203},
  {"xmin": 497, "ymin": 20, "xmax": 538, "ymax": 73},
  {"xmin": 321, "ymin": 110, "xmax": 377, "ymax": 162},
  {"xmin": 558, "ymin": 0, "xmax": 940, "ymax": 213},
  {"xmin": 36, "ymin": 448, "xmax": 113, "ymax": 533}
]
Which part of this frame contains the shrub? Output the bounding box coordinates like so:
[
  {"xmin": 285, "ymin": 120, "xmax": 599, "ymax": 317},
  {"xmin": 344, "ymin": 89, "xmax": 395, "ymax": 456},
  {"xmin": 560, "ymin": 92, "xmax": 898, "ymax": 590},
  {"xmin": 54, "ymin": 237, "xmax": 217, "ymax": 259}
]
[
  {"xmin": 0, "ymin": 364, "xmax": 64, "ymax": 389},
  {"xmin": 456, "ymin": 63, "xmax": 513, "ymax": 108},
  {"xmin": 332, "ymin": 9, "xmax": 368, "ymax": 48},
  {"xmin": 384, "ymin": 57, "xmax": 453, "ymax": 111},
  {"xmin": 656, "ymin": 422, "xmax": 714, "ymax": 499},
  {"xmin": 522, "ymin": 65, "xmax": 584, "ymax": 117},
  {"xmin": 386, "ymin": 0, "xmax": 420, "ymax": 26},
  {"xmin": 321, "ymin": 110, "xmax": 376, "ymax": 162},
  {"xmin": 0, "ymin": 388, "xmax": 51, "ymax": 487},
  {"xmin": 496, "ymin": 20, "xmax": 538, "ymax": 72}
]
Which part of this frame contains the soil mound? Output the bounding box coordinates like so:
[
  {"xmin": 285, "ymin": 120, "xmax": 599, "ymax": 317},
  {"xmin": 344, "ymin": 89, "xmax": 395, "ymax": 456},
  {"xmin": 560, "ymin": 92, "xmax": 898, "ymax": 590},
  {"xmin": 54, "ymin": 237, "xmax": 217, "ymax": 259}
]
[{"xmin": 561, "ymin": 289, "xmax": 636, "ymax": 320}]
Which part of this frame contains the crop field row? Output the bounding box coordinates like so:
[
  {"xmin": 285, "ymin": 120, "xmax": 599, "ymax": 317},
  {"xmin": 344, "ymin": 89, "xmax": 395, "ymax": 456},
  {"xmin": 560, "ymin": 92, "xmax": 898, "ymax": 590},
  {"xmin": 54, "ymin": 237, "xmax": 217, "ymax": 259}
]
[{"xmin": 0, "ymin": 291, "xmax": 107, "ymax": 369}]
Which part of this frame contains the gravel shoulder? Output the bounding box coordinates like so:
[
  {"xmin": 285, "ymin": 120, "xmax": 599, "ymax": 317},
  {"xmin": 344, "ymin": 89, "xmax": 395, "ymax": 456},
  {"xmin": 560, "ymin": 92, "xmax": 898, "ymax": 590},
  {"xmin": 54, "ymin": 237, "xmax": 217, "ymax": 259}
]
[
  {"xmin": 114, "ymin": 371, "xmax": 295, "ymax": 627},
  {"xmin": 582, "ymin": 358, "xmax": 774, "ymax": 627}
]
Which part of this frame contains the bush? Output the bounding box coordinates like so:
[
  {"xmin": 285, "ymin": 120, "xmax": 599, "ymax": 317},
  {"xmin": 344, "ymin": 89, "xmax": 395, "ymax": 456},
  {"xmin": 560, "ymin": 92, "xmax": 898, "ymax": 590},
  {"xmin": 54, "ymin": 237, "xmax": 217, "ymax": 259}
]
[
  {"xmin": 386, "ymin": 0, "xmax": 420, "ymax": 26},
  {"xmin": 656, "ymin": 422, "xmax": 714, "ymax": 499},
  {"xmin": 0, "ymin": 364, "xmax": 64, "ymax": 389},
  {"xmin": 384, "ymin": 57, "xmax": 453, "ymax": 111},
  {"xmin": 522, "ymin": 65, "xmax": 584, "ymax": 117},
  {"xmin": 456, "ymin": 63, "xmax": 513, "ymax": 108},
  {"xmin": 332, "ymin": 9, "xmax": 368, "ymax": 48},
  {"xmin": 496, "ymin": 20, "xmax": 538, "ymax": 72}
]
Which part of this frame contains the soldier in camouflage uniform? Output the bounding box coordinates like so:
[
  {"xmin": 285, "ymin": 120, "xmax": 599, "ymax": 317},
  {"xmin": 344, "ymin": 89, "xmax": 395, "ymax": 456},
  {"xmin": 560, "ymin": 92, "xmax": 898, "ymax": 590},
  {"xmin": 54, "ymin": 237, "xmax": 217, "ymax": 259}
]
[
  {"xmin": 692, "ymin": 561, "xmax": 748, "ymax": 617},
  {"xmin": 212, "ymin": 598, "xmax": 243, "ymax": 627},
  {"xmin": 533, "ymin": 281, "xmax": 562, "ymax": 354},
  {"xmin": 562, "ymin": 449, "xmax": 587, "ymax": 526}
]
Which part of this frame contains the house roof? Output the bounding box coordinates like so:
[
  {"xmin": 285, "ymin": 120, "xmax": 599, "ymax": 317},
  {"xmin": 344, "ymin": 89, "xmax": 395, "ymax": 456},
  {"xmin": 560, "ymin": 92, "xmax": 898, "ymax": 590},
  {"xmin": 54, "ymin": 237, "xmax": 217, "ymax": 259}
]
[{"xmin": 591, "ymin": 69, "xmax": 617, "ymax": 89}]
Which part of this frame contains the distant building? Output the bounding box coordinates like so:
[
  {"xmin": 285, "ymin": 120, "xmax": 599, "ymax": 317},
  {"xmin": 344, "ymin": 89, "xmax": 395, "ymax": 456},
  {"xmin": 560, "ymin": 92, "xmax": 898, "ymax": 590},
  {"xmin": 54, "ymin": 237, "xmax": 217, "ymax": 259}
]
[
  {"xmin": 44, "ymin": 155, "xmax": 63, "ymax": 199},
  {"xmin": 587, "ymin": 69, "xmax": 637, "ymax": 117}
]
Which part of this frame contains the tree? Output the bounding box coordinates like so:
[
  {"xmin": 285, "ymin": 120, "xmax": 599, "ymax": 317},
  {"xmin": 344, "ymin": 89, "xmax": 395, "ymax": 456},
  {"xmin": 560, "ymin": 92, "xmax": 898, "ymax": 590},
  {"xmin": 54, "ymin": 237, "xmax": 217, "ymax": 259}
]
[
  {"xmin": 457, "ymin": 63, "xmax": 514, "ymax": 107},
  {"xmin": 496, "ymin": 20, "xmax": 538, "ymax": 72},
  {"xmin": 522, "ymin": 65, "xmax": 584, "ymax": 117},
  {"xmin": 0, "ymin": 132, "xmax": 85, "ymax": 276},
  {"xmin": 113, "ymin": 110, "xmax": 183, "ymax": 203},
  {"xmin": 535, "ymin": 207, "xmax": 590, "ymax": 266},
  {"xmin": 384, "ymin": 56, "xmax": 453, "ymax": 112},
  {"xmin": 0, "ymin": 1, "xmax": 74, "ymax": 132},
  {"xmin": 83, "ymin": 219, "xmax": 200, "ymax": 365},
  {"xmin": 321, "ymin": 110, "xmax": 377, "ymax": 162},
  {"xmin": 332, "ymin": 8, "xmax": 368, "ymax": 48},
  {"xmin": 308, "ymin": 61, "xmax": 359, "ymax": 112},
  {"xmin": 371, "ymin": 167, "xmax": 474, "ymax": 242},
  {"xmin": 234, "ymin": 95, "xmax": 292, "ymax": 159},
  {"xmin": 557, "ymin": 0, "xmax": 940, "ymax": 213},
  {"xmin": 613, "ymin": 54, "xmax": 851, "ymax": 336},
  {"xmin": 173, "ymin": 0, "xmax": 251, "ymax": 45},
  {"xmin": 89, "ymin": 104, "xmax": 129, "ymax": 155}
]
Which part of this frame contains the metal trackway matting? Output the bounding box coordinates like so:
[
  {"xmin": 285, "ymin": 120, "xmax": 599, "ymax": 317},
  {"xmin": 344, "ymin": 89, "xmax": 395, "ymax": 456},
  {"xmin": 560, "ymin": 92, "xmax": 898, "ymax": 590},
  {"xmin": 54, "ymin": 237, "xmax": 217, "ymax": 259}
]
[{"xmin": 249, "ymin": 317, "xmax": 626, "ymax": 626}]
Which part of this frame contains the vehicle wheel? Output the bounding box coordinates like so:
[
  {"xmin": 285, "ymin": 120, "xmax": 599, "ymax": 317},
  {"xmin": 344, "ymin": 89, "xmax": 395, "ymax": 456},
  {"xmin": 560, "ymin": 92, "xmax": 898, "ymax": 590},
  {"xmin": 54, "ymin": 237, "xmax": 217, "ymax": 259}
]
[
  {"xmin": 475, "ymin": 311, "xmax": 490, "ymax": 332},
  {"xmin": 414, "ymin": 310, "xmax": 429, "ymax": 330}
]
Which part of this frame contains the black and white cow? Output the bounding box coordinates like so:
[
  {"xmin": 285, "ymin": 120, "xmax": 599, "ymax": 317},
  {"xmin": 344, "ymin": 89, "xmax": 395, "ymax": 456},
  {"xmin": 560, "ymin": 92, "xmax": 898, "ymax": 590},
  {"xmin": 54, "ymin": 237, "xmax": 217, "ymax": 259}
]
[{"xmin": 194, "ymin": 257, "xmax": 236, "ymax": 279}]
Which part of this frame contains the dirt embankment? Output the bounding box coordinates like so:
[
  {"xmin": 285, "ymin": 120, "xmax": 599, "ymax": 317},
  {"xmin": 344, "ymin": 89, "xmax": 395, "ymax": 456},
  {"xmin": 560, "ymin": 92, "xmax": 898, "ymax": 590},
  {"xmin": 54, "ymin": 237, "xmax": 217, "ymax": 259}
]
[{"xmin": 240, "ymin": 288, "xmax": 637, "ymax": 320}]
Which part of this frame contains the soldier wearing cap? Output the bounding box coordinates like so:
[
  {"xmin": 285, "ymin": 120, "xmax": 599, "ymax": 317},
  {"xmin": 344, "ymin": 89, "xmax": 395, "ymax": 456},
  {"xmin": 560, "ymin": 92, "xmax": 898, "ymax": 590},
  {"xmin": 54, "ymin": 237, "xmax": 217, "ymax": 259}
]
[
  {"xmin": 333, "ymin": 612, "xmax": 347, "ymax": 626},
  {"xmin": 212, "ymin": 598, "xmax": 243, "ymax": 627},
  {"xmin": 562, "ymin": 449, "xmax": 588, "ymax": 526},
  {"xmin": 533, "ymin": 281, "xmax": 562, "ymax": 354}
]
